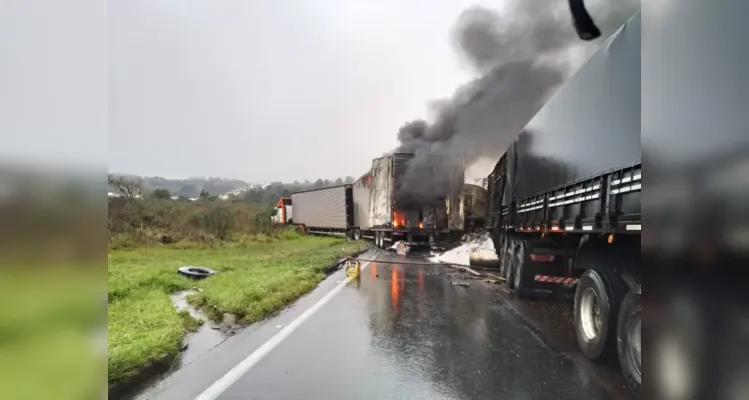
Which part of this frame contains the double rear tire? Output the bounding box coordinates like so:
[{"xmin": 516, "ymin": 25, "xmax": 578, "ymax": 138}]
[
  {"xmin": 573, "ymin": 267, "xmax": 642, "ymax": 396},
  {"xmin": 573, "ymin": 268, "xmax": 625, "ymax": 360},
  {"xmin": 501, "ymin": 237, "xmax": 530, "ymax": 297}
]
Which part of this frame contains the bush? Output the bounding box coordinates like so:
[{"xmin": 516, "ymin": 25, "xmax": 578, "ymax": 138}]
[
  {"xmin": 152, "ymin": 189, "xmax": 171, "ymax": 200},
  {"xmin": 189, "ymin": 204, "xmax": 237, "ymax": 240},
  {"xmin": 107, "ymin": 196, "xmax": 292, "ymax": 247}
]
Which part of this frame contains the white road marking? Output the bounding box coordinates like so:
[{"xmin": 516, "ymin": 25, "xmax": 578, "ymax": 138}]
[{"xmin": 194, "ymin": 258, "xmax": 374, "ymax": 400}]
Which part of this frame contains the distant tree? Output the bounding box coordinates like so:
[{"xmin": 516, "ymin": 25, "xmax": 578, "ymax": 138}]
[
  {"xmin": 108, "ymin": 174, "xmax": 143, "ymax": 201},
  {"xmin": 344, "ymin": 176, "xmax": 355, "ymax": 184},
  {"xmin": 177, "ymin": 195, "xmax": 191, "ymax": 202},
  {"xmin": 152, "ymin": 188, "xmax": 171, "ymax": 200},
  {"xmin": 178, "ymin": 184, "xmax": 198, "ymax": 198},
  {"xmin": 199, "ymin": 189, "xmax": 210, "ymax": 199},
  {"xmin": 334, "ymin": 178, "xmax": 343, "ymax": 186},
  {"xmin": 244, "ymin": 189, "xmax": 263, "ymax": 204},
  {"xmin": 313, "ymin": 179, "xmax": 324, "ymax": 189}
]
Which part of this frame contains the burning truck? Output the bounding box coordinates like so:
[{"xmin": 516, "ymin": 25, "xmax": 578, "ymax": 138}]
[{"xmin": 291, "ymin": 153, "xmax": 471, "ymax": 247}]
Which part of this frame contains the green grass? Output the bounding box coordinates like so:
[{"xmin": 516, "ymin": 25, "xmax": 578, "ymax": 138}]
[
  {"xmin": 108, "ymin": 235, "xmax": 363, "ymax": 383},
  {"xmin": 0, "ymin": 270, "xmax": 104, "ymax": 400}
]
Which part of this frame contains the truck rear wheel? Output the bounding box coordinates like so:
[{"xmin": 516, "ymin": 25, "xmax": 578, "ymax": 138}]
[
  {"xmin": 501, "ymin": 237, "xmax": 514, "ymax": 288},
  {"xmin": 617, "ymin": 288, "xmax": 641, "ymax": 395},
  {"xmin": 574, "ymin": 269, "xmax": 624, "ymax": 360},
  {"xmin": 353, "ymin": 229, "xmax": 362, "ymax": 241},
  {"xmin": 512, "ymin": 242, "xmax": 531, "ymax": 297}
]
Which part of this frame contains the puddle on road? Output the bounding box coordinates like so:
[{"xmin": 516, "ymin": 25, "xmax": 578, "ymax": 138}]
[{"xmin": 170, "ymin": 290, "xmax": 231, "ymax": 367}]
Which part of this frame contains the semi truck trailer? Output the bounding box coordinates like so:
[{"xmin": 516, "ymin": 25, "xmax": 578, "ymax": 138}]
[
  {"xmin": 292, "ymin": 153, "xmax": 470, "ymax": 246},
  {"xmin": 353, "ymin": 153, "xmax": 465, "ymax": 247},
  {"xmin": 487, "ymin": 11, "xmax": 641, "ymax": 395},
  {"xmin": 290, "ymin": 185, "xmax": 354, "ymax": 237}
]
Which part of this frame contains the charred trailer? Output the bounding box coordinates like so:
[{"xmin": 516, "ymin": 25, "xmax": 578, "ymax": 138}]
[
  {"xmin": 463, "ymin": 184, "xmax": 488, "ymax": 232},
  {"xmin": 290, "ymin": 185, "xmax": 356, "ymax": 238},
  {"xmin": 488, "ymin": 11, "xmax": 641, "ymax": 395},
  {"xmin": 352, "ymin": 153, "xmax": 464, "ymax": 248}
]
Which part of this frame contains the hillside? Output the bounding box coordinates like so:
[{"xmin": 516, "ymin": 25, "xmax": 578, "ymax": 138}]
[
  {"xmin": 110, "ymin": 174, "xmax": 357, "ymax": 204},
  {"xmin": 120, "ymin": 176, "xmax": 252, "ymax": 199}
]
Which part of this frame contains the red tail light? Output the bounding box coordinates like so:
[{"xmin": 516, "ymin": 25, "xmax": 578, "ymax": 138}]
[{"xmin": 529, "ymin": 254, "xmax": 555, "ymax": 263}]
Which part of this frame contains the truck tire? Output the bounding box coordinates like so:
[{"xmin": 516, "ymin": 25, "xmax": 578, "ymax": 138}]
[
  {"xmin": 512, "ymin": 241, "xmax": 531, "ymax": 297},
  {"xmin": 353, "ymin": 229, "xmax": 362, "ymax": 241},
  {"xmin": 617, "ymin": 287, "xmax": 641, "ymax": 395},
  {"xmin": 573, "ymin": 268, "xmax": 625, "ymax": 360},
  {"xmin": 503, "ymin": 238, "xmax": 515, "ymax": 289}
]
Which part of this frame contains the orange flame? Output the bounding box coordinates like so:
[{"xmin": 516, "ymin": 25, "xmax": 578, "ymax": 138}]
[
  {"xmin": 392, "ymin": 210, "xmax": 407, "ymax": 228},
  {"xmin": 418, "ymin": 221, "xmax": 424, "ymax": 229}
]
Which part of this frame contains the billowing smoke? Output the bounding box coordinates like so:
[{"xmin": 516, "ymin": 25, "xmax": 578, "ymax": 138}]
[{"xmin": 393, "ymin": 0, "xmax": 640, "ymax": 207}]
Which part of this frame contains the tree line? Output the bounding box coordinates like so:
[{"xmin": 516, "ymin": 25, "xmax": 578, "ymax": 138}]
[
  {"xmin": 110, "ymin": 174, "xmax": 357, "ymax": 205},
  {"xmin": 241, "ymin": 177, "xmax": 355, "ymax": 204}
]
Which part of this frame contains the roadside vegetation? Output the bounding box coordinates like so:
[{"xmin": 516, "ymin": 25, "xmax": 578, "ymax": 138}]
[{"xmin": 107, "ymin": 175, "xmax": 364, "ymax": 384}]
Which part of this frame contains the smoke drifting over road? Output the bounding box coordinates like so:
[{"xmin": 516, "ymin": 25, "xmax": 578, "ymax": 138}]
[{"xmin": 393, "ymin": 0, "xmax": 639, "ymax": 207}]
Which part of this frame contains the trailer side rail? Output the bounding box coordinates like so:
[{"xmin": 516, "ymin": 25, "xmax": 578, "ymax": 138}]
[{"xmin": 501, "ymin": 162, "xmax": 640, "ymax": 234}]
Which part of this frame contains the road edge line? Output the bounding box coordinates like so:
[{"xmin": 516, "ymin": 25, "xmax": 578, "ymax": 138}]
[{"xmin": 194, "ymin": 257, "xmax": 374, "ymax": 400}]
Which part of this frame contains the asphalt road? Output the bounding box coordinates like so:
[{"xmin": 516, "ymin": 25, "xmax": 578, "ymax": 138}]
[{"xmin": 135, "ymin": 250, "xmax": 622, "ymax": 400}]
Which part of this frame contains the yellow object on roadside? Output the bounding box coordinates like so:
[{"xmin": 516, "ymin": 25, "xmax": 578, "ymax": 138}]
[{"xmin": 346, "ymin": 259, "xmax": 361, "ymax": 279}]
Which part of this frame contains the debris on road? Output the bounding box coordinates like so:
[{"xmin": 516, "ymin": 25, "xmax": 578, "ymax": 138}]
[
  {"xmin": 452, "ymin": 281, "xmax": 471, "ymax": 287},
  {"xmin": 485, "ymin": 273, "xmax": 505, "ymax": 282},
  {"xmin": 388, "ymin": 240, "xmax": 410, "ymax": 256},
  {"xmin": 454, "ymin": 265, "xmax": 483, "ymax": 277},
  {"xmin": 428, "ymin": 232, "xmax": 498, "ymax": 268}
]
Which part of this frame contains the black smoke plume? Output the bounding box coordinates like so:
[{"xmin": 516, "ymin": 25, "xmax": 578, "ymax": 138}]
[{"xmin": 393, "ymin": 0, "xmax": 639, "ymax": 207}]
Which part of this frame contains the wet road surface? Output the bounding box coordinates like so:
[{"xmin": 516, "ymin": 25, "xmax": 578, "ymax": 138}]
[
  {"xmin": 487, "ymin": 284, "xmax": 635, "ymax": 400},
  {"xmin": 137, "ymin": 251, "xmax": 618, "ymax": 400}
]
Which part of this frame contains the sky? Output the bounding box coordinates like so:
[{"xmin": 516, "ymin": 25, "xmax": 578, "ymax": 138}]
[
  {"xmin": 109, "ymin": 0, "xmax": 502, "ymax": 184},
  {"xmin": 0, "ymin": 0, "xmax": 107, "ymax": 171}
]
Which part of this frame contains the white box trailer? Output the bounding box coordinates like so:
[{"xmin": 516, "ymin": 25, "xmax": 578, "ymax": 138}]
[{"xmin": 291, "ymin": 185, "xmax": 353, "ymax": 236}]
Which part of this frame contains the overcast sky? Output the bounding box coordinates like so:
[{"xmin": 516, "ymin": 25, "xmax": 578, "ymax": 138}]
[{"xmin": 109, "ymin": 0, "xmax": 505, "ymax": 183}]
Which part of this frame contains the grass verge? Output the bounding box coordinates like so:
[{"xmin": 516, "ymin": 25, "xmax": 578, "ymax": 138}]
[
  {"xmin": 0, "ymin": 270, "xmax": 104, "ymax": 400},
  {"xmin": 108, "ymin": 235, "xmax": 363, "ymax": 383}
]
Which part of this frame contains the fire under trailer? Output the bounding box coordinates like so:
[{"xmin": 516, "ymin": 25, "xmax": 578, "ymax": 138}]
[
  {"xmin": 353, "ymin": 153, "xmax": 465, "ymax": 248},
  {"xmin": 487, "ymin": 11, "xmax": 641, "ymax": 395}
]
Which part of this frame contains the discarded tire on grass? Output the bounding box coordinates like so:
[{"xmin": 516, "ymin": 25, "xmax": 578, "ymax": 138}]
[{"xmin": 177, "ymin": 266, "xmax": 216, "ymax": 279}]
